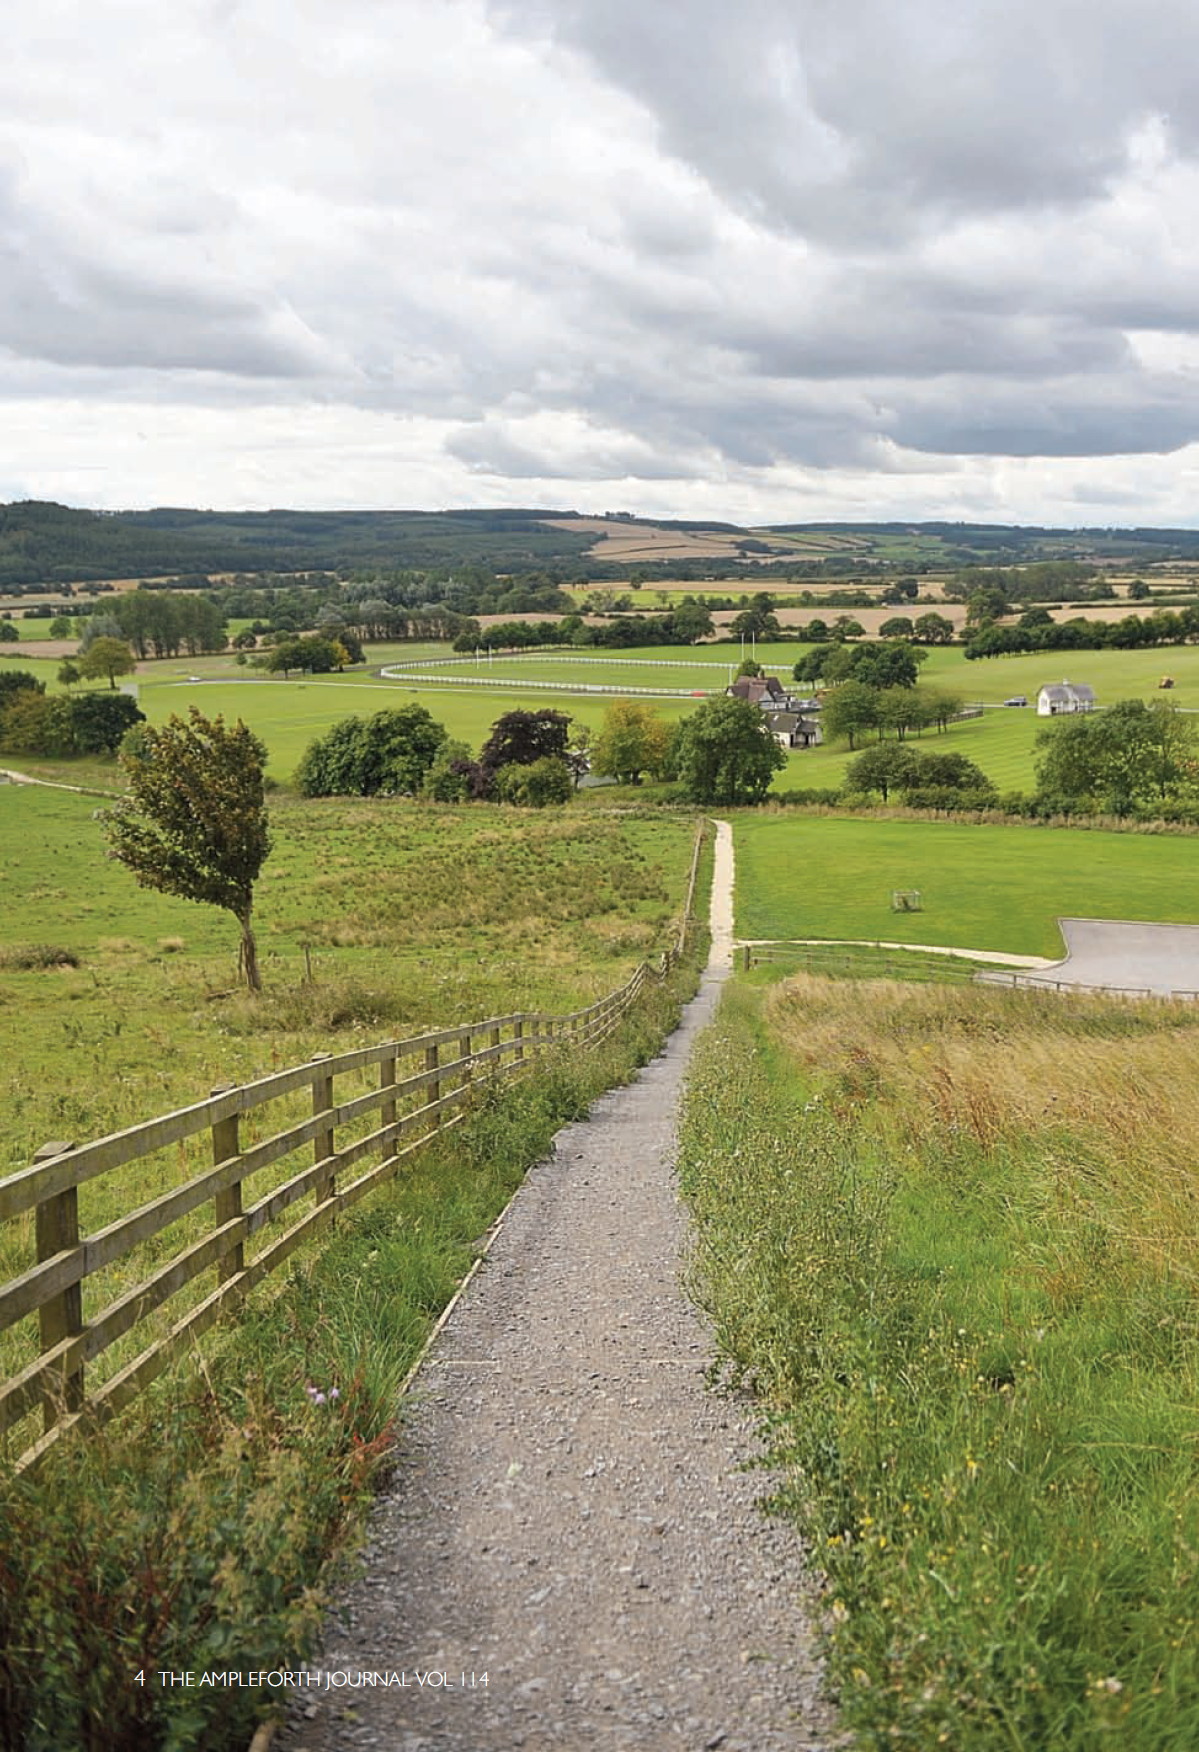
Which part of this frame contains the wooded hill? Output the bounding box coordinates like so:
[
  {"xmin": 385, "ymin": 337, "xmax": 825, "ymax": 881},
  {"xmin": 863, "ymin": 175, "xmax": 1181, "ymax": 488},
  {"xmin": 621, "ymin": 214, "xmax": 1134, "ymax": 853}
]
[{"xmin": 7, "ymin": 498, "xmax": 1199, "ymax": 589}]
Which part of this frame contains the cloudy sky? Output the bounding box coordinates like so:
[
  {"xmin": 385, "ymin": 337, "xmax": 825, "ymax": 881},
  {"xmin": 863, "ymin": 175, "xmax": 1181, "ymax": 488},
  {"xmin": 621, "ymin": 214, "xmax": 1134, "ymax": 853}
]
[{"xmin": 5, "ymin": 0, "xmax": 1199, "ymax": 524}]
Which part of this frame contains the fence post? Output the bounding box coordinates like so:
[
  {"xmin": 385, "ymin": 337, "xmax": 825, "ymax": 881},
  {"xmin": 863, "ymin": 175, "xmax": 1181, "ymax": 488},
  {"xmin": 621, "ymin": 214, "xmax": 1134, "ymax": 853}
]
[
  {"xmin": 514, "ymin": 1018, "xmax": 525, "ymax": 1064},
  {"xmin": 489, "ymin": 1022, "xmax": 501, "ymax": 1084},
  {"xmin": 210, "ymin": 1086, "xmax": 243, "ymax": 1286},
  {"xmin": 380, "ymin": 1050, "xmax": 397, "ymax": 1145},
  {"xmin": 34, "ymin": 1141, "xmax": 82, "ymax": 1433},
  {"xmin": 743, "ymin": 945, "xmax": 751, "ymax": 972},
  {"xmin": 426, "ymin": 1040, "xmax": 441, "ymax": 1115},
  {"xmin": 311, "ymin": 1053, "xmax": 335, "ymax": 1204}
]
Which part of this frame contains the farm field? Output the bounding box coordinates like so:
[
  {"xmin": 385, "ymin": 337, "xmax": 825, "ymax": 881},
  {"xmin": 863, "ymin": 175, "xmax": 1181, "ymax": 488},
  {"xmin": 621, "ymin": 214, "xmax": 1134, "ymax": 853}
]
[{"xmin": 734, "ymin": 814, "xmax": 1199, "ymax": 957}]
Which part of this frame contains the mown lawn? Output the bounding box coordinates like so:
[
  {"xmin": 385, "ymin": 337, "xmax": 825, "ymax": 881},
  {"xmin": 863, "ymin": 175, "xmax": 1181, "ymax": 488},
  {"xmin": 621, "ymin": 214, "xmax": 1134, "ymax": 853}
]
[{"xmin": 734, "ymin": 813, "xmax": 1199, "ymax": 957}]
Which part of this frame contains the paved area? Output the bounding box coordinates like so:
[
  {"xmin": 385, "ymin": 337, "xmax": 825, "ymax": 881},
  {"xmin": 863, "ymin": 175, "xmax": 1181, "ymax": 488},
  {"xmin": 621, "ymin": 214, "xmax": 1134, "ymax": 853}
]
[
  {"xmin": 1016, "ymin": 917, "xmax": 1199, "ymax": 995},
  {"xmin": 278, "ymin": 821, "xmax": 836, "ymax": 1752}
]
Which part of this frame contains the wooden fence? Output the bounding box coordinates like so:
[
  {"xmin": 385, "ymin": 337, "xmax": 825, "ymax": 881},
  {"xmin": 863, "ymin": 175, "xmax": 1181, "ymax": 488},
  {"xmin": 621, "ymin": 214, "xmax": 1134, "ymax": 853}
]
[
  {"xmin": 0, "ymin": 827, "xmax": 706, "ymax": 1472},
  {"xmin": 743, "ymin": 940, "xmax": 1199, "ymax": 1001}
]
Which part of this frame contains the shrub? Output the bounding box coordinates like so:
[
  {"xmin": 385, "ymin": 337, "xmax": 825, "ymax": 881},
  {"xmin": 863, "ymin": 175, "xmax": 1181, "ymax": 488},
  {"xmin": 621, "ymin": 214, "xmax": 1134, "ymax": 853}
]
[{"xmin": 495, "ymin": 755, "xmax": 574, "ymax": 807}]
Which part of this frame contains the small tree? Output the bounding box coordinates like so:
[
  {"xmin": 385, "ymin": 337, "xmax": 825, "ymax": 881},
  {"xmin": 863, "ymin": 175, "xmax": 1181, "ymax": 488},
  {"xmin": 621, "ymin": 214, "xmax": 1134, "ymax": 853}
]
[
  {"xmin": 496, "ymin": 755, "xmax": 574, "ymax": 807},
  {"xmin": 103, "ymin": 710, "xmax": 272, "ymax": 991},
  {"xmin": 673, "ymin": 696, "xmax": 786, "ymax": 805},
  {"xmin": 80, "ymin": 637, "xmax": 135, "ymax": 689},
  {"xmin": 845, "ymin": 742, "xmax": 919, "ymax": 802},
  {"xmin": 821, "ymin": 681, "xmax": 881, "ymax": 750},
  {"xmin": 480, "ymin": 709, "xmax": 572, "ymax": 779},
  {"xmin": 591, "ymin": 700, "xmax": 672, "ymax": 786}
]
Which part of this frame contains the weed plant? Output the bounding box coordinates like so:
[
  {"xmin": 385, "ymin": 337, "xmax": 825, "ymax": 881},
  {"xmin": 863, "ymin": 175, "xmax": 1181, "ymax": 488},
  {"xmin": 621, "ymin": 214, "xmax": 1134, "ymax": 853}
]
[
  {"xmin": 679, "ymin": 975, "xmax": 1199, "ymax": 1750},
  {"xmin": 0, "ymin": 954, "xmax": 700, "ymax": 1751}
]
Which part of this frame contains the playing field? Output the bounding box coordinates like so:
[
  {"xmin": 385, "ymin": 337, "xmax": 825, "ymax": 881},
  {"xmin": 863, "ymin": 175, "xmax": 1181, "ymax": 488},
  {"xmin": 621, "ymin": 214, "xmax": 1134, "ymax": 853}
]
[{"xmin": 734, "ymin": 814, "xmax": 1199, "ymax": 958}]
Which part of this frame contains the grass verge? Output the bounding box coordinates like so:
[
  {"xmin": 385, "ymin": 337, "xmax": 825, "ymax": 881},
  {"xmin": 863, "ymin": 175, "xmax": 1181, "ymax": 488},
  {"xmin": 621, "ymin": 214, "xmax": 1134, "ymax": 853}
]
[
  {"xmin": 678, "ymin": 973, "xmax": 1199, "ymax": 1750},
  {"xmin": 0, "ymin": 946, "xmax": 703, "ymax": 1752}
]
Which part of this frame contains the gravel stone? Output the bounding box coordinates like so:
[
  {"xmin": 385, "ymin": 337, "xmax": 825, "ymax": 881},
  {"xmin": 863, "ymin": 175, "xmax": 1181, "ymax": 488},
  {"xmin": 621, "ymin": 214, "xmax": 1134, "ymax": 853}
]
[{"xmin": 278, "ymin": 823, "xmax": 841, "ymax": 1752}]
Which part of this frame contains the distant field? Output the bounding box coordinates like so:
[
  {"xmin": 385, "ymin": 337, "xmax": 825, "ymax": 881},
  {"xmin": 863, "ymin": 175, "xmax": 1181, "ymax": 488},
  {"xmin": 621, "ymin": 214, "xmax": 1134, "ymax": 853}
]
[
  {"xmin": 734, "ymin": 815, "xmax": 1199, "ymax": 957},
  {"xmin": 9, "ymin": 635, "xmax": 1199, "ymax": 791}
]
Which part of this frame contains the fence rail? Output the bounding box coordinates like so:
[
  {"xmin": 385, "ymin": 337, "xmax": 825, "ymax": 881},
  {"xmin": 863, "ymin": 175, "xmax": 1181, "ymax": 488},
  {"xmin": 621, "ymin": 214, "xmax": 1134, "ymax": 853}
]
[
  {"xmin": 742, "ymin": 941, "xmax": 1199, "ymax": 1002},
  {"xmin": 0, "ymin": 826, "xmax": 705, "ymax": 1472}
]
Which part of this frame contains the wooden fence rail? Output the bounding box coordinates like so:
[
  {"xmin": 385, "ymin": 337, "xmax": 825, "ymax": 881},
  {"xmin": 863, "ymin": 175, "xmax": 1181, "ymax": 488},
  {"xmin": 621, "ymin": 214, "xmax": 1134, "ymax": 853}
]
[{"xmin": 0, "ymin": 826, "xmax": 705, "ymax": 1472}]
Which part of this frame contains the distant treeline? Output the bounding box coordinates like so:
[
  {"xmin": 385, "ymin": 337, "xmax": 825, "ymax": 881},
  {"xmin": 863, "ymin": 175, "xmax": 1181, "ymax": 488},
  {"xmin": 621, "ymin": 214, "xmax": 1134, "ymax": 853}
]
[
  {"xmin": 10, "ymin": 500, "xmax": 1199, "ymax": 591},
  {"xmin": 965, "ymin": 607, "xmax": 1199, "ymax": 659}
]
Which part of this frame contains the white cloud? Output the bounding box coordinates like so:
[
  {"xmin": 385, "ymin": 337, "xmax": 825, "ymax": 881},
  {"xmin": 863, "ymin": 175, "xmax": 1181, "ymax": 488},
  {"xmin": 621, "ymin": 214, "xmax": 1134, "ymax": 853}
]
[{"xmin": 3, "ymin": 0, "xmax": 1199, "ymax": 522}]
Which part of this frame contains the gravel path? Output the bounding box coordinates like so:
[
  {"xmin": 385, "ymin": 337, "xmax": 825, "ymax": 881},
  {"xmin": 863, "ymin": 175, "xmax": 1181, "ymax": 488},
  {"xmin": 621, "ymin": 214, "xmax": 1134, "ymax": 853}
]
[{"xmin": 278, "ymin": 821, "xmax": 838, "ymax": 1752}]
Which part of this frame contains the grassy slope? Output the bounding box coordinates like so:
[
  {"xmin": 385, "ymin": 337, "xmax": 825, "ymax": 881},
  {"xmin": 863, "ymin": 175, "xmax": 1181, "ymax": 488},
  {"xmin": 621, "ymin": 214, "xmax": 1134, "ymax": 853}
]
[
  {"xmin": 680, "ymin": 976, "xmax": 1199, "ymax": 1751},
  {"xmin": 733, "ymin": 814, "xmax": 1199, "ymax": 958},
  {"xmin": 0, "ymin": 785, "xmax": 695, "ymax": 1187}
]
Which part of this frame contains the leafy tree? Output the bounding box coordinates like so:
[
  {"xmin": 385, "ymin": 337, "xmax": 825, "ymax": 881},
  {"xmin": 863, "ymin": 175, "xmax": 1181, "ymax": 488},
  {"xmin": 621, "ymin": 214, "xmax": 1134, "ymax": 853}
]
[
  {"xmin": 566, "ymin": 722, "xmax": 593, "ymax": 788},
  {"xmin": 902, "ymin": 751, "xmax": 998, "ymax": 810},
  {"xmin": 1035, "ymin": 699, "xmax": 1199, "ymax": 812},
  {"xmin": 913, "ymin": 611, "xmax": 955, "ymax": 644},
  {"xmin": 47, "ymin": 615, "xmax": 74, "ymax": 638},
  {"xmin": 103, "ymin": 710, "xmax": 271, "ymax": 990},
  {"xmin": 480, "ymin": 709, "xmax": 572, "ymax": 778},
  {"xmin": 79, "ymin": 637, "xmax": 135, "ymax": 689},
  {"xmin": 0, "ymin": 620, "xmax": 17, "ymax": 642},
  {"xmin": 966, "ymin": 584, "xmax": 1010, "ymax": 626},
  {"xmin": 0, "ymin": 670, "xmax": 44, "ymax": 705},
  {"xmin": 845, "ymin": 742, "xmax": 920, "ymax": 800},
  {"xmin": 591, "ymin": 700, "xmax": 672, "ymax": 785},
  {"xmin": 295, "ymin": 706, "xmax": 447, "ymax": 797},
  {"xmin": 421, "ymin": 739, "xmax": 475, "ymax": 803},
  {"xmin": 78, "ymin": 613, "xmax": 124, "ymax": 652},
  {"xmin": 69, "ymin": 692, "xmax": 144, "ymax": 753},
  {"xmin": 924, "ymin": 688, "xmax": 965, "ymax": 731},
  {"xmin": 671, "ymin": 601, "xmax": 714, "ymax": 644},
  {"xmin": 729, "ymin": 601, "xmax": 780, "ymax": 640},
  {"xmin": 879, "ymin": 617, "xmax": 914, "ymax": 639},
  {"xmin": 878, "ymin": 686, "xmax": 937, "ymax": 740},
  {"xmin": 673, "ymin": 696, "xmax": 786, "ymax": 804},
  {"xmin": 0, "ymin": 692, "xmax": 75, "ymax": 756},
  {"xmin": 57, "ymin": 659, "xmax": 81, "ymax": 689},
  {"xmin": 495, "ymin": 756, "xmax": 574, "ymax": 807},
  {"xmin": 735, "ymin": 658, "xmax": 762, "ymax": 678},
  {"xmin": 830, "ymin": 616, "xmax": 866, "ymax": 641},
  {"xmin": 1127, "ymin": 578, "xmax": 1150, "ymax": 600},
  {"xmin": 820, "ymin": 680, "xmax": 881, "ymax": 750}
]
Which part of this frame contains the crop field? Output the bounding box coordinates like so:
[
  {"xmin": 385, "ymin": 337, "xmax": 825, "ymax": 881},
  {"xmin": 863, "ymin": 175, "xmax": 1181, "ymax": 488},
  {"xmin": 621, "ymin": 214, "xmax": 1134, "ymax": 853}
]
[{"xmin": 734, "ymin": 814, "xmax": 1199, "ymax": 957}]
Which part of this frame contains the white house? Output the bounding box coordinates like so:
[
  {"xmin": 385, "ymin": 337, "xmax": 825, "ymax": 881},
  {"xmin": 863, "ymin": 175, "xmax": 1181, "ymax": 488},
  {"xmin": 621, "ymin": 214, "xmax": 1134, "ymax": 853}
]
[{"xmin": 1037, "ymin": 681, "xmax": 1096, "ymax": 717}]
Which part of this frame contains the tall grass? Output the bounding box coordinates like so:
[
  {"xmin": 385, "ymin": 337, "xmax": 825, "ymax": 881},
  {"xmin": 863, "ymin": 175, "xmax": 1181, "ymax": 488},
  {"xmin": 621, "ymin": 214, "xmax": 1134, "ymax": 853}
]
[
  {"xmin": 0, "ymin": 957, "xmax": 700, "ymax": 1751},
  {"xmin": 679, "ymin": 975, "xmax": 1199, "ymax": 1750}
]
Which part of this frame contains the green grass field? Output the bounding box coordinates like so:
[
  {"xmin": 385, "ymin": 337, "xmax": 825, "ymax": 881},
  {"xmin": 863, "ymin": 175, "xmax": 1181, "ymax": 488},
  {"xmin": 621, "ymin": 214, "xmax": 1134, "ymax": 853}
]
[
  {"xmin": 9, "ymin": 634, "xmax": 1199, "ymax": 793},
  {"xmin": 0, "ymin": 784, "xmax": 696, "ymax": 1185},
  {"xmin": 734, "ymin": 814, "xmax": 1199, "ymax": 957},
  {"xmin": 681, "ymin": 978, "xmax": 1199, "ymax": 1750}
]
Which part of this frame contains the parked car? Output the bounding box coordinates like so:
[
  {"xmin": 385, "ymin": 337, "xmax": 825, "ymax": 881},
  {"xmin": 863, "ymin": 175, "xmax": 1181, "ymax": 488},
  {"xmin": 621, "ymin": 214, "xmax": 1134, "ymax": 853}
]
[{"xmin": 1003, "ymin": 695, "xmax": 1029, "ymax": 707}]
